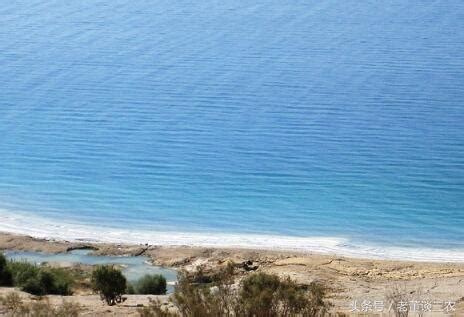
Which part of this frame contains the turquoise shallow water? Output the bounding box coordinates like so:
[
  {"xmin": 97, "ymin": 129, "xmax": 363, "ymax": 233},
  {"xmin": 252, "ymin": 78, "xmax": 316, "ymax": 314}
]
[
  {"xmin": 4, "ymin": 250, "xmax": 177, "ymax": 292},
  {"xmin": 0, "ymin": 1, "xmax": 463, "ymax": 260}
]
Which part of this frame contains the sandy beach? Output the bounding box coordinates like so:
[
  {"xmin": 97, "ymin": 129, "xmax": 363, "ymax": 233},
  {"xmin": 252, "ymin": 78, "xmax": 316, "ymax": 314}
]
[{"xmin": 1, "ymin": 232, "xmax": 463, "ymax": 316}]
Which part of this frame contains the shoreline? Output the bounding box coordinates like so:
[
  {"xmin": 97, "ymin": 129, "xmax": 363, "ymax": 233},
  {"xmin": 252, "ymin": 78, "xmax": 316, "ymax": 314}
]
[
  {"xmin": 1, "ymin": 210, "xmax": 464, "ymax": 263},
  {"xmin": 2, "ymin": 232, "xmax": 464, "ymax": 315}
]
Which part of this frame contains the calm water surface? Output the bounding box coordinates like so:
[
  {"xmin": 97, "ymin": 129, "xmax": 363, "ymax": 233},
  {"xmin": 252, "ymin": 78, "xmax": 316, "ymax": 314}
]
[
  {"xmin": 0, "ymin": 1, "xmax": 463, "ymax": 259},
  {"xmin": 5, "ymin": 250, "xmax": 177, "ymax": 291}
]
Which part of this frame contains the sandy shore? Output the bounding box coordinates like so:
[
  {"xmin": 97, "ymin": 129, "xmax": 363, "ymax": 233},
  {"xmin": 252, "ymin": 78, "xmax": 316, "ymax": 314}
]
[{"xmin": 1, "ymin": 232, "xmax": 464, "ymax": 316}]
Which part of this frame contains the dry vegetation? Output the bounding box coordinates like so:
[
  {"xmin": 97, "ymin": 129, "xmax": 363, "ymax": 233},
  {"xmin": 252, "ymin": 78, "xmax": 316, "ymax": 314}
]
[
  {"xmin": 139, "ymin": 264, "xmax": 331, "ymax": 317},
  {"xmin": 0, "ymin": 292, "xmax": 81, "ymax": 317}
]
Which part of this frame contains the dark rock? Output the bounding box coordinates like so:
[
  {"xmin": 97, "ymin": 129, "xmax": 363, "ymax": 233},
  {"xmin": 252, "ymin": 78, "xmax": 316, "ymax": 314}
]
[{"xmin": 242, "ymin": 260, "xmax": 259, "ymax": 271}]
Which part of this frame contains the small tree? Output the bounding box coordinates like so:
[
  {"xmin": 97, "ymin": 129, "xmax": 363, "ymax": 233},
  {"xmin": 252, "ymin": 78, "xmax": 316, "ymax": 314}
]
[
  {"xmin": 0, "ymin": 253, "xmax": 13, "ymax": 286},
  {"xmin": 91, "ymin": 265, "xmax": 127, "ymax": 305}
]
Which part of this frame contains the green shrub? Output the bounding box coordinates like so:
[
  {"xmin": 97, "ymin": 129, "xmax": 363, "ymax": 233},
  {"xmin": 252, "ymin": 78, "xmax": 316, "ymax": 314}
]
[
  {"xmin": 126, "ymin": 283, "xmax": 136, "ymax": 294},
  {"xmin": 7, "ymin": 261, "xmax": 40, "ymax": 287},
  {"xmin": 91, "ymin": 265, "xmax": 127, "ymax": 305},
  {"xmin": 46, "ymin": 267, "xmax": 74, "ymax": 295},
  {"xmin": 0, "ymin": 253, "xmax": 13, "ymax": 286},
  {"xmin": 6, "ymin": 261, "xmax": 73, "ymax": 296},
  {"xmin": 131, "ymin": 274, "xmax": 167, "ymax": 295},
  {"xmin": 21, "ymin": 275, "xmax": 43, "ymax": 295}
]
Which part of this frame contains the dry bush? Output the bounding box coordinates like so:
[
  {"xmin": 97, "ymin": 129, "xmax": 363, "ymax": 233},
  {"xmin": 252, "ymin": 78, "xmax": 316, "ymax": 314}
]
[
  {"xmin": 0, "ymin": 292, "xmax": 24, "ymax": 315},
  {"xmin": 139, "ymin": 264, "xmax": 331, "ymax": 317},
  {"xmin": 139, "ymin": 298, "xmax": 177, "ymax": 317},
  {"xmin": 236, "ymin": 272, "xmax": 330, "ymax": 317},
  {"xmin": 386, "ymin": 285, "xmax": 433, "ymax": 317},
  {"xmin": 0, "ymin": 292, "xmax": 81, "ymax": 317},
  {"xmin": 386, "ymin": 284, "xmax": 411, "ymax": 317}
]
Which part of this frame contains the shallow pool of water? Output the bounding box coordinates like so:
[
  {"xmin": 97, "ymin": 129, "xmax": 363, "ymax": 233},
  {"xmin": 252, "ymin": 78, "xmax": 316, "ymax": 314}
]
[{"xmin": 4, "ymin": 249, "xmax": 177, "ymax": 291}]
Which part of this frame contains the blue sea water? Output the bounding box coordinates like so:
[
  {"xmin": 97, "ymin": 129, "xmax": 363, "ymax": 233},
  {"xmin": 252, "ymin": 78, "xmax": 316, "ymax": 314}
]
[{"xmin": 0, "ymin": 1, "xmax": 463, "ymax": 260}]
